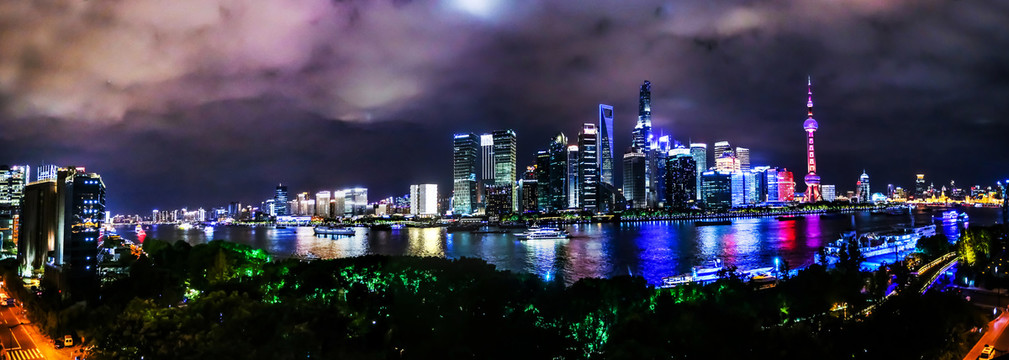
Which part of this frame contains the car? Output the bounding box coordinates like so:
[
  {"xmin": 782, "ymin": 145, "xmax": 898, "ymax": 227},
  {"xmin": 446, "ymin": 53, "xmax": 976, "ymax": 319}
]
[
  {"xmin": 64, "ymin": 335, "xmax": 74, "ymax": 347},
  {"xmin": 979, "ymin": 344, "xmax": 995, "ymax": 359}
]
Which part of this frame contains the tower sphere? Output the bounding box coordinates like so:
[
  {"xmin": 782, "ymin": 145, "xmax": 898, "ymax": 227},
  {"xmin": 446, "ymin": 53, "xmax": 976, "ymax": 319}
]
[{"xmin": 803, "ymin": 117, "xmax": 818, "ymax": 131}]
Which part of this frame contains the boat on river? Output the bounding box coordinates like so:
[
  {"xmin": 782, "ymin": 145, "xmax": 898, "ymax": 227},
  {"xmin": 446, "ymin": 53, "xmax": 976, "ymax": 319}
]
[
  {"xmin": 314, "ymin": 226, "xmax": 356, "ymax": 236},
  {"xmin": 516, "ymin": 226, "xmax": 569, "ymax": 240},
  {"xmin": 821, "ymin": 224, "xmax": 937, "ymax": 262}
]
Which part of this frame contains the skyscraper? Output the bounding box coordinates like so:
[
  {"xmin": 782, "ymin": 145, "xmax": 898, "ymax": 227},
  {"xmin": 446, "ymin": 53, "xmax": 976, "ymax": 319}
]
[
  {"xmin": 274, "ymin": 184, "xmax": 289, "ymax": 216},
  {"xmin": 492, "ymin": 129, "xmax": 518, "ymax": 212},
  {"xmin": 0, "ymin": 165, "xmax": 28, "ymax": 215},
  {"xmin": 633, "ymin": 81, "xmax": 653, "ymax": 150},
  {"xmin": 410, "ymin": 184, "xmax": 439, "ymax": 216},
  {"xmin": 701, "ymin": 170, "xmax": 732, "ymax": 211},
  {"xmin": 567, "ymin": 145, "xmax": 580, "ymax": 209},
  {"xmin": 56, "ymin": 167, "xmax": 105, "ymax": 300},
  {"xmin": 713, "ymin": 141, "xmax": 731, "ymax": 161},
  {"xmin": 857, "ymin": 171, "xmax": 870, "ymax": 203},
  {"xmin": 480, "ymin": 134, "xmax": 495, "ymax": 183},
  {"xmin": 802, "ymin": 77, "xmax": 822, "ymax": 202},
  {"xmin": 535, "ymin": 150, "xmax": 550, "ymax": 211},
  {"xmin": 578, "ymin": 124, "xmax": 599, "ymax": 212},
  {"xmin": 344, "ymin": 188, "xmax": 369, "ymax": 216},
  {"xmin": 547, "ymin": 133, "xmax": 568, "ymax": 212},
  {"xmin": 452, "ymin": 133, "xmax": 479, "ymax": 215},
  {"xmin": 690, "ymin": 143, "xmax": 707, "ymax": 200},
  {"xmin": 731, "ymin": 172, "xmax": 746, "ymax": 208},
  {"xmin": 598, "ymin": 104, "xmax": 615, "ymax": 186},
  {"xmin": 778, "ymin": 170, "xmax": 795, "ymax": 202},
  {"xmin": 914, "ymin": 174, "xmax": 926, "ymax": 199},
  {"xmin": 735, "ymin": 147, "xmax": 751, "ymax": 171},
  {"xmin": 822, "ymin": 184, "xmax": 836, "ymax": 202},
  {"xmin": 715, "ymin": 152, "xmax": 741, "ymax": 172},
  {"xmin": 315, "ymin": 191, "xmax": 331, "ymax": 217},
  {"xmin": 762, "ymin": 167, "xmax": 780, "ymax": 202},
  {"xmin": 36, "ymin": 164, "xmax": 57, "ymax": 182},
  {"xmin": 623, "ymin": 149, "xmax": 647, "ymax": 209},
  {"xmin": 665, "ymin": 150, "xmax": 696, "ymax": 210}
]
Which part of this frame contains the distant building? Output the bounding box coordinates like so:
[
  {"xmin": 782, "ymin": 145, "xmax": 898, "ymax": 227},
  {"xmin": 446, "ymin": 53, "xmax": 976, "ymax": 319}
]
[
  {"xmin": 713, "ymin": 141, "xmax": 731, "ymax": 161},
  {"xmin": 664, "ymin": 150, "xmax": 696, "ymax": 210},
  {"xmin": 492, "ymin": 130, "xmax": 517, "ymax": 212},
  {"xmin": 822, "ymin": 185, "xmax": 836, "ymax": 202},
  {"xmin": 598, "ymin": 104, "xmax": 615, "ymax": 187},
  {"xmin": 547, "ymin": 133, "xmax": 569, "ymax": 212},
  {"xmin": 731, "ymin": 172, "xmax": 746, "ymax": 207},
  {"xmin": 914, "ymin": 174, "xmax": 926, "ymax": 199},
  {"xmin": 343, "ymin": 188, "xmax": 368, "ymax": 216},
  {"xmin": 735, "ymin": 147, "xmax": 751, "ymax": 172},
  {"xmin": 484, "ymin": 185, "xmax": 512, "ymax": 217},
  {"xmin": 623, "ymin": 149, "xmax": 647, "ymax": 209},
  {"xmin": 566, "ymin": 145, "xmax": 580, "ymax": 209},
  {"xmin": 518, "ymin": 167, "xmax": 539, "ymax": 214},
  {"xmin": 701, "ymin": 171, "xmax": 732, "ymax": 211},
  {"xmin": 35, "ymin": 164, "xmax": 58, "ymax": 183},
  {"xmin": 1, "ymin": 165, "xmax": 28, "ymax": 216},
  {"xmin": 410, "ymin": 184, "xmax": 438, "ymax": 216},
  {"xmin": 315, "ymin": 191, "xmax": 331, "ymax": 217},
  {"xmin": 857, "ymin": 171, "xmax": 870, "ymax": 203},
  {"xmin": 535, "ymin": 150, "xmax": 550, "ymax": 211},
  {"xmin": 480, "ymin": 134, "xmax": 495, "ymax": 183},
  {"xmin": 715, "ymin": 151, "xmax": 740, "ymax": 172},
  {"xmin": 778, "ymin": 170, "xmax": 795, "ymax": 202},
  {"xmin": 690, "ymin": 143, "xmax": 707, "ymax": 201},
  {"xmin": 274, "ymin": 184, "xmax": 289, "ymax": 216},
  {"xmin": 578, "ymin": 124, "xmax": 599, "ymax": 212},
  {"xmin": 452, "ymin": 133, "xmax": 479, "ymax": 215}
]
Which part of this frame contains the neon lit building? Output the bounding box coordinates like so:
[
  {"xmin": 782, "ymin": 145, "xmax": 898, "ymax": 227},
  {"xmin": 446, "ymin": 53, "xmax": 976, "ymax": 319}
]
[
  {"xmin": 690, "ymin": 143, "xmax": 707, "ymax": 200},
  {"xmin": 452, "ymin": 133, "xmax": 479, "ymax": 215},
  {"xmin": 598, "ymin": 105, "xmax": 615, "ymax": 186},
  {"xmin": 778, "ymin": 169, "xmax": 795, "ymax": 202},
  {"xmin": 803, "ymin": 77, "xmax": 822, "ymax": 202}
]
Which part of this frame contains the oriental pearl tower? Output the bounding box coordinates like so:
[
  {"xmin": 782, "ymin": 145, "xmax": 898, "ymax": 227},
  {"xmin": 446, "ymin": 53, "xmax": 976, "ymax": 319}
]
[{"xmin": 803, "ymin": 77, "xmax": 822, "ymax": 202}]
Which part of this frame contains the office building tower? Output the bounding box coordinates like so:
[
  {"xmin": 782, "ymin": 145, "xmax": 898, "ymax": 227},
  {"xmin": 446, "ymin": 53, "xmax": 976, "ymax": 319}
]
[
  {"xmin": 1, "ymin": 165, "xmax": 29, "ymax": 215},
  {"xmin": 598, "ymin": 104, "xmax": 615, "ymax": 186},
  {"xmin": 713, "ymin": 141, "xmax": 731, "ymax": 161},
  {"xmin": 567, "ymin": 145, "xmax": 580, "ymax": 209},
  {"xmin": 744, "ymin": 170, "xmax": 762, "ymax": 205},
  {"xmin": 803, "ymin": 77, "xmax": 822, "ymax": 202},
  {"xmin": 633, "ymin": 81, "xmax": 653, "ymax": 150},
  {"xmin": 822, "ymin": 185, "xmax": 836, "ymax": 202},
  {"xmin": 654, "ymin": 138, "xmax": 674, "ymax": 207},
  {"xmin": 315, "ymin": 191, "xmax": 331, "ymax": 217},
  {"xmin": 18, "ymin": 180, "xmax": 57, "ymax": 277},
  {"xmin": 857, "ymin": 171, "xmax": 870, "ymax": 203},
  {"xmin": 535, "ymin": 150, "xmax": 551, "ymax": 211},
  {"xmin": 715, "ymin": 152, "xmax": 741, "ymax": 172},
  {"xmin": 578, "ymin": 124, "xmax": 599, "ymax": 212},
  {"xmin": 731, "ymin": 172, "xmax": 746, "ymax": 208},
  {"xmin": 778, "ymin": 170, "xmax": 795, "ymax": 202},
  {"xmin": 547, "ymin": 133, "xmax": 569, "ymax": 212},
  {"xmin": 735, "ymin": 147, "xmax": 751, "ymax": 171},
  {"xmin": 480, "ymin": 134, "xmax": 495, "ymax": 183},
  {"xmin": 332, "ymin": 191, "xmax": 346, "ymax": 217},
  {"xmin": 36, "ymin": 164, "xmax": 58, "ymax": 183},
  {"xmin": 914, "ymin": 174, "xmax": 926, "ymax": 199},
  {"xmin": 274, "ymin": 184, "xmax": 289, "ymax": 216},
  {"xmin": 344, "ymin": 188, "xmax": 368, "ymax": 216},
  {"xmin": 410, "ymin": 184, "xmax": 439, "ymax": 216},
  {"xmin": 484, "ymin": 185, "xmax": 511, "ymax": 216},
  {"xmin": 665, "ymin": 151, "xmax": 696, "ymax": 210},
  {"xmin": 761, "ymin": 167, "xmax": 780, "ymax": 202},
  {"xmin": 452, "ymin": 133, "xmax": 479, "ymax": 215},
  {"xmin": 690, "ymin": 143, "xmax": 707, "ymax": 200},
  {"xmin": 492, "ymin": 129, "xmax": 518, "ymax": 212},
  {"xmin": 623, "ymin": 149, "xmax": 647, "ymax": 209},
  {"xmin": 701, "ymin": 171, "xmax": 732, "ymax": 211}
]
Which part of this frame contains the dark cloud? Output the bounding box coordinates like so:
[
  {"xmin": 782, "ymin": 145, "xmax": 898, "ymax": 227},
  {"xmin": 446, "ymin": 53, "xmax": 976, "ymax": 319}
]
[{"xmin": 1, "ymin": 0, "xmax": 1008, "ymax": 213}]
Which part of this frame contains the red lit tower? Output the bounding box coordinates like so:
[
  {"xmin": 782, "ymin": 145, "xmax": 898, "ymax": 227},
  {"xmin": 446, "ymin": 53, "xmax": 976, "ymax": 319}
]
[{"xmin": 803, "ymin": 77, "xmax": 822, "ymax": 202}]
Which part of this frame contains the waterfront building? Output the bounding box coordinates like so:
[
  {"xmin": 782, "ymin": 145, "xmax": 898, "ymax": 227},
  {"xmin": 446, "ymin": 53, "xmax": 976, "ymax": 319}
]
[
  {"xmin": 547, "ymin": 133, "xmax": 569, "ymax": 212},
  {"xmin": 735, "ymin": 147, "xmax": 751, "ymax": 171},
  {"xmin": 822, "ymin": 184, "xmax": 836, "ymax": 202},
  {"xmin": 331, "ymin": 191, "xmax": 345, "ymax": 217},
  {"xmin": 480, "ymin": 134, "xmax": 495, "ymax": 183},
  {"xmin": 715, "ymin": 151, "xmax": 741, "ymax": 172},
  {"xmin": 761, "ymin": 167, "xmax": 780, "ymax": 202},
  {"xmin": 567, "ymin": 145, "xmax": 580, "ymax": 209},
  {"xmin": 343, "ymin": 188, "xmax": 368, "ymax": 216},
  {"xmin": 690, "ymin": 143, "xmax": 707, "ymax": 200},
  {"xmin": 633, "ymin": 81, "xmax": 655, "ymax": 208},
  {"xmin": 803, "ymin": 77, "xmax": 822, "ymax": 202},
  {"xmin": 274, "ymin": 184, "xmax": 289, "ymax": 216},
  {"xmin": 623, "ymin": 149, "xmax": 647, "ymax": 209},
  {"xmin": 410, "ymin": 184, "xmax": 439, "ymax": 216},
  {"xmin": 857, "ymin": 171, "xmax": 870, "ymax": 203},
  {"xmin": 315, "ymin": 191, "xmax": 331, "ymax": 217},
  {"xmin": 713, "ymin": 141, "xmax": 731, "ymax": 161},
  {"xmin": 485, "ymin": 185, "xmax": 512, "ymax": 217},
  {"xmin": 535, "ymin": 150, "xmax": 550, "ymax": 211},
  {"xmin": 745, "ymin": 170, "xmax": 762, "ymax": 204},
  {"xmin": 598, "ymin": 104, "xmax": 615, "ymax": 186},
  {"xmin": 452, "ymin": 133, "xmax": 479, "ymax": 215},
  {"xmin": 731, "ymin": 172, "xmax": 746, "ymax": 207},
  {"xmin": 664, "ymin": 150, "xmax": 696, "ymax": 210},
  {"xmin": 492, "ymin": 129, "xmax": 517, "ymax": 212},
  {"xmin": 578, "ymin": 124, "xmax": 599, "ymax": 212},
  {"xmin": 778, "ymin": 169, "xmax": 795, "ymax": 202},
  {"xmin": 914, "ymin": 174, "xmax": 926, "ymax": 199},
  {"xmin": 36, "ymin": 164, "xmax": 58, "ymax": 182},
  {"xmin": 701, "ymin": 171, "xmax": 732, "ymax": 211},
  {"xmin": 518, "ymin": 167, "xmax": 539, "ymax": 213},
  {"xmin": 654, "ymin": 137, "xmax": 673, "ymax": 207}
]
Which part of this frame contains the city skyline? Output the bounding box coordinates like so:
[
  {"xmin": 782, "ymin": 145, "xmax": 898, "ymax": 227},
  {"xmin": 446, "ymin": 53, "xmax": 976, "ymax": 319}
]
[{"xmin": 1, "ymin": 1, "xmax": 1007, "ymax": 213}]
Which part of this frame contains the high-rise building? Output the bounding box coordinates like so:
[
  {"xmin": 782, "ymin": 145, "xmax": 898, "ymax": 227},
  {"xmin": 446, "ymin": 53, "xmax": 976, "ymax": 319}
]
[
  {"xmin": 914, "ymin": 174, "xmax": 926, "ymax": 199},
  {"xmin": 485, "ymin": 185, "xmax": 512, "ymax": 217},
  {"xmin": 778, "ymin": 169, "xmax": 795, "ymax": 202},
  {"xmin": 822, "ymin": 184, "xmax": 836, "ymax": 202},
  {"xmin": 623, "ymin": 149, "xmax": 647, "ymax": 209},
  {"xmin": 803, "ymin": 77, "xmax": 822, "ymax": 202},
  {"xmin": 598, "ymin": 105, "xmax": 615, "ymax": 186},
  {"xmin": 492, "ymin": 129, "xmax": 518, "ymax": 212},
  {"xmin": 547, "ymin": 133, "xmax": 569, "ymax": 212},
  {"xmin": 410, "ymin": 184, "xmax": 439, "ymax": 216},
  {"xmin": 274, "ymin": 184, "xmax": 289, "ymax": 216},
  {"xmin": 857, "ymin": 171, "xmax": 870, "ymax": 203},
  {"xmin": 701, "ymin": 171, "xmax": 732, "ymax": 211},
  {"xmin": 690, "ymin": 143, "xmax": 707, "ymax": 200},
  {"xmin": 36, "ymin": 164, "xmax": 58, "ymax": 183},
  {"xmin": 664, "ymin": 150, "xmax": 696, "ymax": 210},
  {"xmin": 17, "ymin": 180, "xmax": 57, "ymax": 277},
  {"xmin": 535, "ymin": 150, "xmax": 550, "ymax": 211},
  {"xmin": 713, "ymin": 141, "xmax": 731, "ymax": 161},
  {"xmin": 654, "ymin": 137, "xmax": 673, "ymax": 207},
  {"xmin": 332, "ymin": 190, "xmax": 346, "ymax": 217},
  {"xmin": 730, "ymin": 172, "xmax": 747, "ymax": 208},
  {"xmin": 480, "ymin": 134, "xmax": 495, "ymax": 183},
  {"xmin": 578, "ymin": 124, "xmax": 599, "ymax": 212},
  {"xmin": 1, "ymin": 165, "xmax": 29, "ymax": 215},
  {"xmin": 735, "ymin": 147, "xmax": 751, "ymax": 172},
  {"xmin": 452, "ymin": 133, "xmax": 479, "ymax": 215},
  {"xmin": 633, "ymin": 81, "xmax": 653, "ymax": 150},
  {"xmin": 566, "ymin": 145, "xmax": 580, "ymax": 209},
  {"xmin": 344, "ymin": 188, "xmax": 368, "ymax": 216},
  {"xmin": 715, "ymin": 151, "xmax": 741, "ymax": 172},
  {"xmin": 315, "ymin": 191, "xmax": 331, "ymax": 217},
  {"xmin": 744, "ymin": 170, "xmax": 762, "ymax": 205},
  {"xmin": 756, "ymin": 167, "xmax": 780, "ymax": 202}
]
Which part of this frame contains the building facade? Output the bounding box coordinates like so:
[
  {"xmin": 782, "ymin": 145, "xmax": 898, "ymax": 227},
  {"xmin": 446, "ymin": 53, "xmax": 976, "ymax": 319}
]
[
  {"xmin": 623, "ymin": 149, "xmax": 647, "ymax": 209},
  {"xmin": 578, "ymin": 124, "xmax": 599, "ymax": 212},
  {"xmin": 452, "ymin": 133, "xmax": 479, "ymax": 215},
  {"xmin": 598, "ymin": 105, "xmax": 615, "ymax": 187},
  {"xmin": 690, "ymin": 143, "xmax": 707, "ymax": 201}
]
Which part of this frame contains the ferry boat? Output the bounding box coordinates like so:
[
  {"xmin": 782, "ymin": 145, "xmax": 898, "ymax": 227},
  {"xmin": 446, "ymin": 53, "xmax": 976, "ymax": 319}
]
[
  {"xmin": 516, "ymin": 226, "xmax": 569, "ymax": 240},
  {"xmin": 822, "ymin": 224, "xmax": 937, "ymax": 261},
  {"xmin": 936, "ymin": 210, "xmax": 969, "ymax": 223},
  {"xmin": 314, "ymin": 226, "xmax": 356, "ymax": 236}
]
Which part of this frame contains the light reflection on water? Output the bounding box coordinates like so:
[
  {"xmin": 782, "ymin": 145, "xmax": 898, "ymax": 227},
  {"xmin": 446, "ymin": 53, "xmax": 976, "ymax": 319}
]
[{"xmin": 118, "ymin": 208, "xmax": 1001, "ymax": 286}]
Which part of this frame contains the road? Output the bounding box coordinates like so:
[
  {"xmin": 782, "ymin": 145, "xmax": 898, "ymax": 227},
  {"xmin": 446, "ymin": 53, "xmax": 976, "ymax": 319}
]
[
  {"xmin": 964, "ymin": 310, "xmax": 1009, "ymax": 360},
  {"xmin": 0, "ymin": 299, "xmax": 44, "ymax": 360}
]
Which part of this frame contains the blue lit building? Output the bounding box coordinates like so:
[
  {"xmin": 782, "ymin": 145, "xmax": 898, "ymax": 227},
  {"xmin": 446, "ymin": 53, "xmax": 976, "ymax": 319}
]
[
  {"xmin": 452, "ymin": 133, "xmax": 479, "ymax": 215},
  {"xmin": 274, "ymin": 184, "xmax": 289, "ymax": 216},
  {"xmin": 598, "ymin": 105, "xmax": 615, "ymax": 187},
  {"xmin": 701, "ymin": 171, "xmax": 732, "ymax": 211}
]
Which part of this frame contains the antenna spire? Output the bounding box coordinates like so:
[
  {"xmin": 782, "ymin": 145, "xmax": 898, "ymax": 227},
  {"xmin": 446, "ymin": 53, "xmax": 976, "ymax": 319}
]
[{"xmin": 807, "ymin": 76, "xmax": 814, "ymax": 117}]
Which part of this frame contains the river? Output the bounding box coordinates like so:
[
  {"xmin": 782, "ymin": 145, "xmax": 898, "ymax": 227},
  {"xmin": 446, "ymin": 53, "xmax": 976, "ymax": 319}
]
[{"xmin": 115, "ymin": 207, "xmax": 1004, "ymax": 286}]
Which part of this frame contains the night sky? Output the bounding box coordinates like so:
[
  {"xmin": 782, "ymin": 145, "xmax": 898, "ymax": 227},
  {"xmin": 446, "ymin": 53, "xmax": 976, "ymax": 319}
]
[{"xmin": 2, "ymin": 0, "xmax": 1008, "ymax": 214}]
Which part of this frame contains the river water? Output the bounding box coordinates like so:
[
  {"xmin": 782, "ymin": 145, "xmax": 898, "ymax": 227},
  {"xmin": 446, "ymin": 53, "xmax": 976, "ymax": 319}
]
[{"xmin": 115, "ymin": 208, "xmax": 1004, "ymax": 286}]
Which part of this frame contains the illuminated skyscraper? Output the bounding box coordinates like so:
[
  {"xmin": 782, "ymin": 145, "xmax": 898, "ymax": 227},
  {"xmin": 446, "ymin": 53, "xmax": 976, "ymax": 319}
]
[
  {"xmin": 735, "ymin": 147, "xmax": 750, "ymax": 171},
  {"xmin": 701, "ymin": 171, "xmax": 732, "ymax": 211},
  {"xmin": 344, "ymin": 188, "xmax": 369, "ymax": 216},
  {"xmin": 492, "ymin": 129, "xmax": 518, "ymax": 212},
  {"xmin": 452, "ymin": 133, "xmax": 479, "ymax": 215},
  {"xmin": 567, "ymin": 145, "xmax": 580, "ymax": 209},
  {"xmin": 715, "ymin": 152, "xmax": 741, "ymax": 172},
  {"xmin": 410, "ymin": 184, "xmax": 439, "ymax": 216},
  {"xmin": 633, "ymin": 81, "xmax": 652, "ymax": 150},
  {"xmin": 598, "ymin": 104, "xmax": 615, "ymax": 186},
  {"xmin": 665, "ymin": 150, "xmax": 696, "ymax": 210},
  {"xmin": 713, "ymin": 141, "xmax": 731, "ymax": 160},
  {"xmin": 690, "ymin": 143, "xmax": 707, "ymax": 200},
  {"xmin": 623, "ymin": 149, "xmax": 647, "ymax": 209},
  {"xmin": 274, "ymin": 184, "xmax": 289, "ymax": 216},
  {"xmin": 480, "ymin": 134, "xmax": 495, "ymax": 182},
  {"xmin": 547, "ymin": 133, "xmax": 568, "ymax": 211},
  {"xmin": 914, "ymin": 174, "xmax": 926, "ymax": 199},
  {"xmin": 778, "ymin": 169, "xmax": 795, "ymax": 202},
  {"xmin": 315, "ymin": 191, "xmax": 331, "ymax": 217},
  {"xmin": 1, "ymin": 165, "xmax": 28, "ymax": 215},
  {"xmin": 803, "ymin": 77, "xmax": 822, "ymax": 202},
  {"xmin": 857, "ymin": 171, "xmax": 870, "ymax": 203},
  {"xmin": 578, "ymin": 124, "xmax": 599, "ymax": 211},
  {"xmin": 36, "ymin": 164, "xmax": 57, "ymax": 182},
  {"xmin": 822, "ymin": 185, "xmax": 836, "ymax": 202}
]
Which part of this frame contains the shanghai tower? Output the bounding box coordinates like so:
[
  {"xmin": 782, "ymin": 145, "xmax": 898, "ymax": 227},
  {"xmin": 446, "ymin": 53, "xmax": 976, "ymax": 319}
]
[{"xmin": 803, "ymin": 77, "xmax": 822, "ymax": 202}]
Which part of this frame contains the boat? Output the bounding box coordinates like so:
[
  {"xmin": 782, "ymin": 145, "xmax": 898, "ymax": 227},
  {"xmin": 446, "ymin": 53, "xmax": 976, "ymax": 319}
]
[
  {"xmin": 821, "ymin": 224, "xmax": 937, "ymax": 261},
  {"xmin": 936, "ymin": 210, "xmax": 969, "ymax": 223},
  {"xmin": 314, "ymin": 226, "xmax": 356, "ymax": 236},
  {"xmin": 516, "ymin": 226, "xmax": 569, "ymax": 240},
  {"xmin": 776, "ymin": 215, "xmax": 805, "ymax": 221},
  {"xmin": 691, "ymin": 259, "xmax": 724, "ymax": 277},
  {"xmin": 694, "ymin": 220, "xmax": 732, "ymax": 227},
  {"xmin": 134, "ymin": 224, "xmax": 144, "ymax": 233}
]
